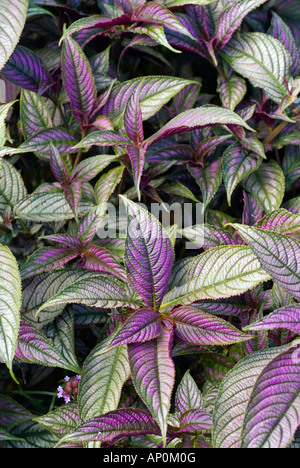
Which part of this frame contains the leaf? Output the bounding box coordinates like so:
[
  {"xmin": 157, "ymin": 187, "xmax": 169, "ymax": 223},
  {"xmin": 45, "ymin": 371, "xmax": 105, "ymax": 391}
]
[
  {"xmin": 0, "ymin": 245, "xmax": 21, "ymax": 378},
  {"xmin": 35, "ymin": 271, "xmax": 140, "ymax": 315},
  {"xmin": 213, "ymin": 342, "xmax": 297, "ymax": 448},
  {"xmin": 131, "ymin": 25, "xmax": 181, "ymax": 53},
  {"xmin": 188, "ymin": 159, "xmax": 222, "ymax": 212},
  {"xmin": 15, "ymin": 190, "xmax": 74, "ymax": 222},
  {"xmin": 71, "ymin": 154, "xmax": 116, "ymax": 183},
  {"xmin": 170, "ymin": 306, "xmax": 251, "ymax": 346},
  {"xmin": 241, "ymin": 160, "xmax": 285, "ymax": 213},
  {"xmin": 222, "ymin": 143, "xmax": 263, "ymax": 206},
  {"xmin": 231, "ymin": 224, "xmax": 300, "ymax": 301},
  {"xmin": 124, "ymin": 85, "xmax": 144, "ymax": 145},
  {"xmin": 121, "ymin": 196, "xmax": 174, "ymax": 311},
  {"xmin": 145, "ymin": 106, "xmax": 253, "ymax": 146},
  {"xmin": 175, "ymin": 370, "xmax": 204, "ymax": 415},
  {"xmin": 257, "ymin": 209, "xmax": 300, "ymax": 240},
  {"xmin": 21, "ymin": 270, "xmax": 103, "ymax": 326},
  {"xmin": 268, "ymin": 11, "xmax": 299, "ymax": 77},
  {"xmin": 56, "ymin": 408, "xmax": 160, "ymax": 447},
  {"xmin": 79, "ymin": 333, "xmax": 130, "ymax": 420},
  {"xmin": 49, "ymin": 143, "xmax": 71, "ymax": 184},
  {"xmin": 74, "ymin": 130, "xmax": 131, "ymax": 150},
  {"xmin": 128, "ymin": 325, "xmax": 175, "ymax": 445},
  {"xmin": 45, "ymin": 309, "xmax": 79, "ymax": 372},
  {"xmin": 81, "ymin": 244, "xmax": 127, "ymax": 281},
  {"xmin": 181, "ymin": 223, "xmax": 236, "ymax": 250},
  {"xmin": 20, "ymin": 90, "xmax": 53, "ymax": 139},
  {"xmin": 244, "ymin": 304, "xmax": 300, "ymax": 335},
  {"xmin": 165, "ymin": 0, "xmax": 216, "ymax": 6},
  {"xmin": 0, "ymin": 0, "xmax": 28, "ymax": 72},
  {"xmin": 15, "ymin": 321, "xmax": 81, "ymax": 372},
  {"xmin": 223, "ymin": 32, "xmax": 292, "ymax": 104},
  {"xmin": 102, "ymin": 76, "xmax": 195, "ymax": 125},
  {"xmin": 132, "ymin": 2, "xmax": 195, "ymax": 40},
  {"xmin": 20, "ymin": 247, "xmax": 78, "ymax": 280},
  {"xmin": 178, "ymin": 409, "xmax": 213, "ymax": 432},
  {"xmin": 34, "ymin": 404, "xmax": 80, "ymax": 437},
  {"xmin": 62, "ymin": 36, "xmax": 96, "ymax": 125},
  {"xmin": 0, "ymin": 394, "xmax": 32, "ymax": 429},
  {"xmin": 282, "ymin": 146, "xmax": 300, "ymax": 191},
  {"xmin": 215, "ymin": 0, "xmax": 268, "ymax": 50},
  {"xmin": 95, "ymin": 166, "xmax": 124, "ymax": 208},
  {"xmin": 2, "ymin": 46, "xmax": 53, "ymax": 96},
  {"xmin": 161, "ymin": 245, "xmax": 270, "ymax": 310},
  {"xmin": 0, "ymin": 102, "xmax": 16, "ymax": 149},
  {"xmin": 108, "ymin": 309, "xmax": 162, "ymax": 348},
  {"xmin": 217, "ymin": 75, "xmax": 247, "ymax": 111},
  {"xmin": 1, "ymin": 420, "xmax": 58, "ymax": 448},
  {"xmin": 241, "ymin": 345, "xmax": 300, "ymax": 448},
  {"xmin": 0, "ymin": 159, "xmax": 27, "ymax": 214}
]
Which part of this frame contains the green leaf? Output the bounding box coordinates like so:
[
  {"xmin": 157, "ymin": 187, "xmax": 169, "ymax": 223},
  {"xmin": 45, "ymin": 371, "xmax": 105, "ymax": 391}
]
[
  {"xmin": 0, "ymin": 0, "xmax": 28, "ymax": 72},
  {"xmin": 230, "ymin": 224, "xmax": 300, "ymax": 301},
  {"xmin": 35, "ymin": 271, "xmax": 141, "ymax": 315},
  {"xmin": 34, "ymin": 404, "xmax": 80, "ymax": 438},
  {"xmin": 241, "ymin": 160, "xmax": 285, "ymax": 212},
  {"xmin": 222, "ymin": 143, "xmax": 263, "ymax": 206},
  {"xmin": 0, "ymin": 159, "xmax": 27, "ymax": 214},
  {"xmin": 0, "ymin": 102, "xmax": 16, "ymax": 149},
  {"xmin": 161, "ymin": 245, "xmax": 271, "ymax": 310},
  {"xmin": 102, "ymin": 76, "xmax": 196, "ymax": 126},
  {"xmin": 0, "ymin": 244, "xmax": 21, "ymax": 378},
  {"xmin": 223, "ymin": 32, "xmax": 292, "ymax": 103},
  {"xmin": 79, "ymin": 332, "xmax": 130, "ymax": 420}
]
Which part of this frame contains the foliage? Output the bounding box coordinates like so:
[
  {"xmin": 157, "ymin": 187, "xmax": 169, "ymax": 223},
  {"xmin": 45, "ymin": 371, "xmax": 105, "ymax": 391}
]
[{"xmin": 0, "ymin": 0, "xmax": 300, "ymax": 449}]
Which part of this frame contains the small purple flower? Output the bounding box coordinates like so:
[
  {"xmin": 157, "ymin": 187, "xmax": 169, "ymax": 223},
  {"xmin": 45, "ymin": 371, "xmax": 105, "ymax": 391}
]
[
  {"xmin": 64, "ymin": 376, "xmax": 70, "ymax": 382},
  {"xmin": 57, "ymin": 386, "xmax": 64, "ymax": 398}
]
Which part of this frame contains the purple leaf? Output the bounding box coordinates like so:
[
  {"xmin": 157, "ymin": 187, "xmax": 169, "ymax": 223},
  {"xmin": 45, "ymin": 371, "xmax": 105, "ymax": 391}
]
[
  {"xmin": 2, "ymin": 46, "xmax": 53, "ymax": 97},
  {"xmin": 179, "ymin": 409, "xmax": 213, "ymax": 432},
  {"xmin": 242, "ymin": 345, "xmax": 300, "ymax": 448},
  {"xmin": 78, "ymin": 208, "xmax": 102, "ymax": 246},
  {"xmin": 215, "ymin": 0, "xmax": 268, "ymax": 50},
  {"xmin": 188, "ymin": 159, "xmax": 222, "ymax": 212},
  {"xmin": 132, "ymin": 1, "xmax": 194, "ymax": 39},
  {"xmin": 222, "ymin": 143, "xmax": 263, "ymax": 206},
  {"xmin": 121, "ymin": 196, "xmax": 174, "ymax": 311},
  {"xmin": 62, "ymin": 36, "xmax": 97, "ymax": 125},
  {"xmin": 109, "ymin": 308, "xmax": 162, "ymax": 348},
  {"xmin": 245, "ymin": 304, "xmax": 300, "ymax": 335},
  {"xmin": 124, "ymin": 86, "xmax": 144, "ymax": 145},
  {"xmin": 0, "ymin": 395, "xmax": 32, "ymax": 429},
  {"xmin": 145, "ymin": 106, "xmax": 253, "ymax": 146},
  {"xmin": 126, "ymin": 144, "xmax": 147, "ymax": 200},
  {"xmin": 213, "ymin": 342, "xmax": 297, "ymax": 448},
  {"xmin": 102, "ymin": 76, "xmax": 194, "ymax": 125},
  {"xmin": 49, "ymin": 143, "xmax": 71, "ymax": 184},
  {"xmin": 80, "ymin": 244, "xmax": 127, "ymax": 281},
  {"xmin": 20, "ymin": 128, "xmax": 78, "ymax": 156},
  {"xmin": 128, "ymin": 325, "xmax": 175, "ymax": 445},
  {"xmin": 170, "ymin": 306, "xmax": 251, "ymax": 346},
  {"xmin": 268, "ymin": 11, "xmax": 299, "ymax": 77},
  {"xmin": 20, "ymin": 247, "xmax": 78, "ymax": 280},
  {"xmin": 56, "ymin": 408, "xmax": 160, "ymax": 447},
  {"xmin": 15, "ymin": 321, "xmax": 81, "ymax": 372}
]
